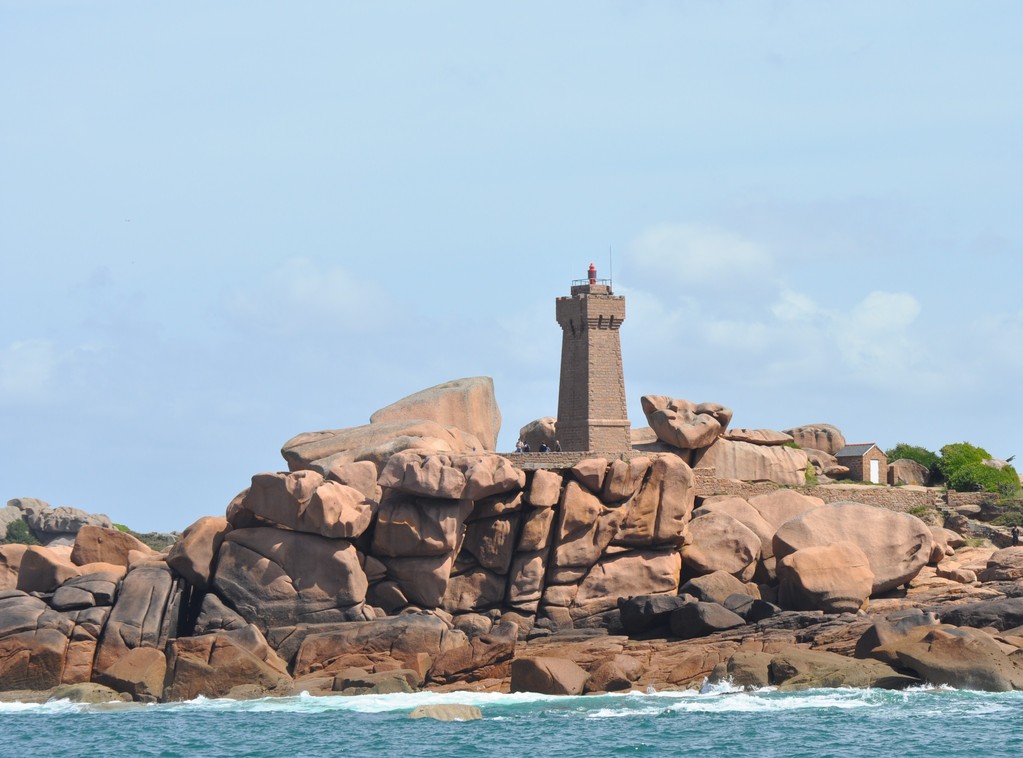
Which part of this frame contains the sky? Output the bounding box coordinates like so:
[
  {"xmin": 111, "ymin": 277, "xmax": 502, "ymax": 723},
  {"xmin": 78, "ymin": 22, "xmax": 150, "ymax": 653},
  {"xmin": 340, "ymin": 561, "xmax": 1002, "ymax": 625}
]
[{"xmin": 2, "ymin": 1, "xmax": 1021, "ymax": 532}]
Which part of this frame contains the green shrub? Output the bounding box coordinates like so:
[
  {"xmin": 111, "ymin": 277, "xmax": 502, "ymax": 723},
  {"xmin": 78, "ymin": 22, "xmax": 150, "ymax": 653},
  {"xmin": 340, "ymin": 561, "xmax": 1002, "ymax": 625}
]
[
  {"xmin": 992, "ymin": 511, "xmax": 1023, "ymax": 527},
  {"xmin": 946, "ymin": 460, "xmax": 1020, "ymax": 495},
  {"xmin": 886, "ymin": 443, "xmax": 939, "ymax": 469},
  {"xmin": 907, "ymin": 505, "xmax": 932, "ymax": 518},
  {"xmin": 804, "ymin": 461, "xmax": 818, "ymax": 486},
  {"xmin": 1, "ymin": 518, "xmax": 40, "ymax": 546},
  {"xmin": 885, "ymin": 443, "xmax": 941, "ymax": 484},
  {"xmin": 936, "ymin": 442, "xmax": 990, "ymax": 480}
]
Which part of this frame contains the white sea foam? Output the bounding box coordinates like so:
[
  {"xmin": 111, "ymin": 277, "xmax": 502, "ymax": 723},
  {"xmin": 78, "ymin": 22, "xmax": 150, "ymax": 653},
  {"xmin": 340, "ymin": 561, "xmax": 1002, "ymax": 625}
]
[{"xmin": 2, "ymin": 684, "xmax": 1020, "ymax": 718}]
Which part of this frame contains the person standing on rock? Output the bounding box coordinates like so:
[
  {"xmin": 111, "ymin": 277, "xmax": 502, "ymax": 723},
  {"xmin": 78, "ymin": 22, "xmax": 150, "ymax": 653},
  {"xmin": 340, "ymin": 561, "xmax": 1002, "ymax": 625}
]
[
  {"xmin": 555, "ymin": 440, "xmax": 562, "ymax": 452},
  {"xmin": 515, "ymin": 439, "xmax": 524, "ymax": 453},
  {"xmin": 1012, "ymin": 525, "xmax": 1020, "ymax": 547},
  {"xmin": 539, "ymin": 442, "xmax": 550, "ymax": 452}
]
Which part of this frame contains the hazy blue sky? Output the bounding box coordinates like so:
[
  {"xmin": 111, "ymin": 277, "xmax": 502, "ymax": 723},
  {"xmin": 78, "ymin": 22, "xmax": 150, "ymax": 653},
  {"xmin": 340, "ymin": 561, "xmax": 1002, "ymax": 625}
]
[{"xmin": 3, "ymin": 2, "xmax": 1021, "ymax": 531}]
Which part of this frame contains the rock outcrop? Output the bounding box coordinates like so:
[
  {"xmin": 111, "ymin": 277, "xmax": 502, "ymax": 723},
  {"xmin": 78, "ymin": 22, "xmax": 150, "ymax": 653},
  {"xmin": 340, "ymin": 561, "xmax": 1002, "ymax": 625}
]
[
  {"xmin": 3, "ymin": 377, "xmax": 1017, "ymax": 701},
  {"xmin": 369, "ymin": 376, "xmax": 502, "ymax": 452}
]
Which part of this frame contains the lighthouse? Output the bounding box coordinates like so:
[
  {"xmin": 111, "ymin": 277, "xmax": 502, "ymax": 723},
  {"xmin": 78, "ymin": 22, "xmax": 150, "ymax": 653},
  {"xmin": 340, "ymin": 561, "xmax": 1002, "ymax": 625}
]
[{"xmin": 554, "ymin": 263, "xmax": 631, "ymax": 452}]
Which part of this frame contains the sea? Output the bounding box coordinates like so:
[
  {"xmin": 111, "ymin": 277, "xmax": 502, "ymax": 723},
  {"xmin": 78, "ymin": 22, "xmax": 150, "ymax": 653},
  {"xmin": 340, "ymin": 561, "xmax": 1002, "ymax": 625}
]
[{"xmin": 2, "ymin": 682, "xmax": 1021, "ymax": 758}]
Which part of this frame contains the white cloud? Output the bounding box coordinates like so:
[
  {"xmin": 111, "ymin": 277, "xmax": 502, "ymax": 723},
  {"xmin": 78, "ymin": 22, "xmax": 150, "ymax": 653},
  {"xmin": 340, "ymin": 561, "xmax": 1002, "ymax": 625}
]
[
  {"xmin": 0, "ymin": 339, "xmax": 58, "ymax": 403},
  {"xmin": 771, "ymin": 290, "xmax": 822, "ymax": 323},
  {"xmin": 627, "ymin": 223, "xmax": 774, "ymax": 287},
  {"xmin": 223, "ymin": 258, "xmax": 392, "ymax": 336}
]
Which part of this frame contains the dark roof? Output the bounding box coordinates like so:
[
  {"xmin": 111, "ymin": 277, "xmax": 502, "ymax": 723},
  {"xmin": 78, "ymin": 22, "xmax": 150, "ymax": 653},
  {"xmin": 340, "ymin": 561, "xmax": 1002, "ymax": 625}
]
[{"xmin": 835, "ymin": 443, "xmax": 882, "ymax": 458}]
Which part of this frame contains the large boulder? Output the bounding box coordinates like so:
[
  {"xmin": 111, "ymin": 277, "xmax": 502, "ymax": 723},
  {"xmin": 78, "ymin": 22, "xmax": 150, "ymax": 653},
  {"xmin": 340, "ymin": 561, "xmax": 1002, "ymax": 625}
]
[
  {"xmin": 442, "ymin": 567, "xmax": 507, "ymax": 613},
  {"xmin": 888, "ymin": 458, "xmax": 930, "ymax": 486},
  {"xmin": 0, "ymin": 544, "xmax": 27, "ymax": 591},
  {"xmin": 769, "ymin": 648, "xmax": 919, "ymax": 690},
  {"xmin": 641, "ymin": 395, "xmax": 729, "ymax": 450},
  {"xmin": 428, "ymin": 620, "xmax": 517, "ymax": 683},
  {"xmin": 618, "ymin": 594, "xmax": 692, "ymax": 636},
  {"xmin": 24, "ymin": 505, "xmax": 113, "ymax": 543},
  {"xmin": 281, "ymin": 419, "xmax": 484, "ymax": 474},
  {"xmin": 212, "ymin": 528, "xmax": 368, "ymax": 631},
  {"xmin": 978, "ymin": 547, "xmax": 1023, "ymax": 582},
  {"xmin": 16, "ymin": 546, "xmax": 81, "ymax": 593},
  {"xmin": 231, "ymin": 471, "xmax": 374, "ymax": 540},
  {"xmin": 510, "ymin": 656, "xmax": 590, "ymax": 695},
  {"xmin": 164, "ymin": 625, "xmax": 292, "ymax": 701},
  {"xmin": 291, "ymin": 614, "xmax": 466, "ymax": 679},
  {"xmin": 693, "ymin": 496, "xmax": 775, "ymax": 563},
  {"xmin": 549, "ymin": 481, "xmax": 627, "ymax": 584},
  {"xmin": 602, "ymin": 457, "xmax": 651, "ymax": 502},
  {"xmin": 722, "ymin": 429, "xmax": 793, "ymax": 446},
  {"xmin": 0, "ymin": 627, "xmax": 70, "ymax": 691},
  {"xmin": 783, "ymin": 424, "xmax": 847, "ymax": 455},
  {"xmin": 371, "ymin": 492, "xmax": 473, "ymax": 558},
  {"xmin": 369, "ymin": 376, "xmax": 502, "ymax": 452},
  {"xmin": 773, "ymin": 502, "xmax": 932, "ymax": 595},
  {"xmin": 462, "ymin": 513, "xmax": 520, "ymax": 574},
  {"xmin": 94, "ymin": 564, "xmax": 179, "ymax": 674},
  {"xmin": 569, "ymin": 549, "xmax": 682, "ymax": 622},
  {"xmin": 747, "ymin": 490, "xmax": 825, "ymax": 531},
  {"xmin": 166, "ymin": 517, "xmax": 231, "ymax": 592},
  {"xmin": 694, "ymin": 438, "xmax": 808, "ymax": 486},
  {"xmin": 526, "ymin": 470, "xmax": 563, "ymax": 508},
  {"xmin": 518, "ymin": 417, "xmax": 557, "ymax": 453},
  {"xmin": 50, "ymin": 569, "xmax": 122, "ymax": 611},
  {"xmin": 381, "ymin": 553, "xmax": 456, "ymax": 608},
  {"xmin": 938, "ymin": 597, "xmax": 1023, "ymax": 631},
  {"xmin": 682, "ymin": 512, "xmax": 760, "ymax": 580},
  {"xmin": 669, "ymin": 601, "xmax": 745, "ymax": 639},
  {"xmin": 804, "ymin": 448, "xmax": 849, "ymax": 478},
  {"xmin": 93, "ymin": 647, "xmax": 167, "ymax": 701},
  {"xmin": 378, "ymin": 451, "xmax": 524, "ymax": 500},
  {"xmin": 679, "ymin": 571, "xmax": 759, "ymax": 605},
  {"xmin": 613, "ymin": 455, "xmax": 694, "ymax": 548},
  {"xmin": 0, "ymin": 505, "xmax": 24, "ymax": 542},
  {"xmin": 70, "ymin": 525, "xmax": 154, "ymax": 568},
  {"xmin": 877, "ymin": 626, "xmax": 1023, "ymax": 692},
  {"xmin": 776, "ymin": 542, "xmax": 874, "ymax": 614}
]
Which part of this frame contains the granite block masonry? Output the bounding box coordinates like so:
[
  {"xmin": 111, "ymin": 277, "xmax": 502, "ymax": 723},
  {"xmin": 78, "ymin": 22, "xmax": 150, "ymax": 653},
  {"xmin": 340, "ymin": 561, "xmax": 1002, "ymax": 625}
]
[{"xmin": 555, "ymin": 263, "xmax": 631, "ymax": 452}]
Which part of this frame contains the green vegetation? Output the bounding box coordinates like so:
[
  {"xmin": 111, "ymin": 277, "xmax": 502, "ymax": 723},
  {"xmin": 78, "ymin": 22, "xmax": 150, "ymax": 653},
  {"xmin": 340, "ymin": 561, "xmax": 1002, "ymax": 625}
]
[
  {"xmin": 907, "ymin": 505, "xmax": 932, "ymax": 518},
  {"xmin": 992, "ymin": 510, "xmax": 1023, "ymax": 528},
  {"xmin": 804, "ymin": 461, "xmax": 818, "ymax": 486},
  {"xmin": 114, "ymin": 523, "xmax": 178, "ymax": 551},
  {"xmin": 885, "ymin": 440, "xmax": 1020, "ymax": 496},
  {"xmin": 884, "ymin": 443, "xmax": 941, "ymax": 484},
  {"xmin": 936, "ymin": 442, "xmax": 1020, "ymax": 495},
  {"xmin": 1, "ymin": 518, "xmax": 40, "ymax": 546},
  {"xmin": 784, "ymin": 440, "xmax": 801, "ymax": 449}
]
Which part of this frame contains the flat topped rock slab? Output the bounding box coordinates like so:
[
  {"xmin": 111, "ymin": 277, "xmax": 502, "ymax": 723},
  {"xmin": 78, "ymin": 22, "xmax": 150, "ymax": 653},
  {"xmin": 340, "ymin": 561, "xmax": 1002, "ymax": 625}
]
[
  {"xmin": 370, "ymin": 376, "xmax": 502, "ymax": 452},
  {"xmin": 281, "ymin": 419, "xmax": 485, "ymax": 473},
  {"xmin": 722, "ymin": 429, "xmax": 794, "ymax": 446}
]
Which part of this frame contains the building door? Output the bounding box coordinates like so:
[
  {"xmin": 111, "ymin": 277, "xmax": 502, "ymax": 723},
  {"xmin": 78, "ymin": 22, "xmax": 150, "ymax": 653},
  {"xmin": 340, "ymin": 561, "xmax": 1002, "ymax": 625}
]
[{"xmin": 869, "ymin": 459, "xmax": 880, "ymax": 484}]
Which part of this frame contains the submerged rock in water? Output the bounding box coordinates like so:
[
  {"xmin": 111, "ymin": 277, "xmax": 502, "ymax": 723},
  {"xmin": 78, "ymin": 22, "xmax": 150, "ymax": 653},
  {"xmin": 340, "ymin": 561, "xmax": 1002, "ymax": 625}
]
[{"xmin": 408, "ymin": 703, "xmax": 482, "ymax": 721}]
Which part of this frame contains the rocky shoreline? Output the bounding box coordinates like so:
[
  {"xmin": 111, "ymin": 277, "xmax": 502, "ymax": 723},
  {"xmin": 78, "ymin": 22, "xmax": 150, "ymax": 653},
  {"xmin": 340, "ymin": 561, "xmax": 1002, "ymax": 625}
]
[{"xmin": 3, "ymin": 377, "xmax": 1023, "ymax": 705}]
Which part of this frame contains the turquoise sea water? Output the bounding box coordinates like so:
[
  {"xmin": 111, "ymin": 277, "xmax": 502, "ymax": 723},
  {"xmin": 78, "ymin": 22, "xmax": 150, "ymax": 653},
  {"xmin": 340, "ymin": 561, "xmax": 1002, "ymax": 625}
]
[{"xmin": 3, "ymin": 684, "xmax": 1022, "ymax": 758}]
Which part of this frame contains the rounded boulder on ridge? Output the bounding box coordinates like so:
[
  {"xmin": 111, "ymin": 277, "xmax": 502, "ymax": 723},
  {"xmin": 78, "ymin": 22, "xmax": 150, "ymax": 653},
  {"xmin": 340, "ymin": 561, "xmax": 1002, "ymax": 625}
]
[{"xmin": 773, "ymin": 502, "xmax": 931, "ymax": 595}]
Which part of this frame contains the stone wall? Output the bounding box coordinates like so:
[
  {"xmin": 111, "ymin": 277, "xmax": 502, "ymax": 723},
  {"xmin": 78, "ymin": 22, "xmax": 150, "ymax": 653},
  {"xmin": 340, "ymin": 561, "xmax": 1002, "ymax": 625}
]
[
  {"xmin": 507, "ymin": 451, "xmax": 638, "ymax": 470},
  {"xmin": 692, "ymin": 467, "xmax": 939, "ymax": 512},
  {"xmin": 948, "ymin": 491, "xmax": 1000, "ymax": 509},
  {"xmin": 509, "ymin": 455, "xmax": 942, "ymax": 513}
]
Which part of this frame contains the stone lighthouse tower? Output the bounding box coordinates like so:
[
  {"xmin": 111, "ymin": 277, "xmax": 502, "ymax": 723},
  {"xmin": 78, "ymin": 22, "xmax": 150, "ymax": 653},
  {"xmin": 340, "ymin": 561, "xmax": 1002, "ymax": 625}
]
[{"xmin": 555, "ymin": 263, "xmax": 631, "ymax": 452}]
